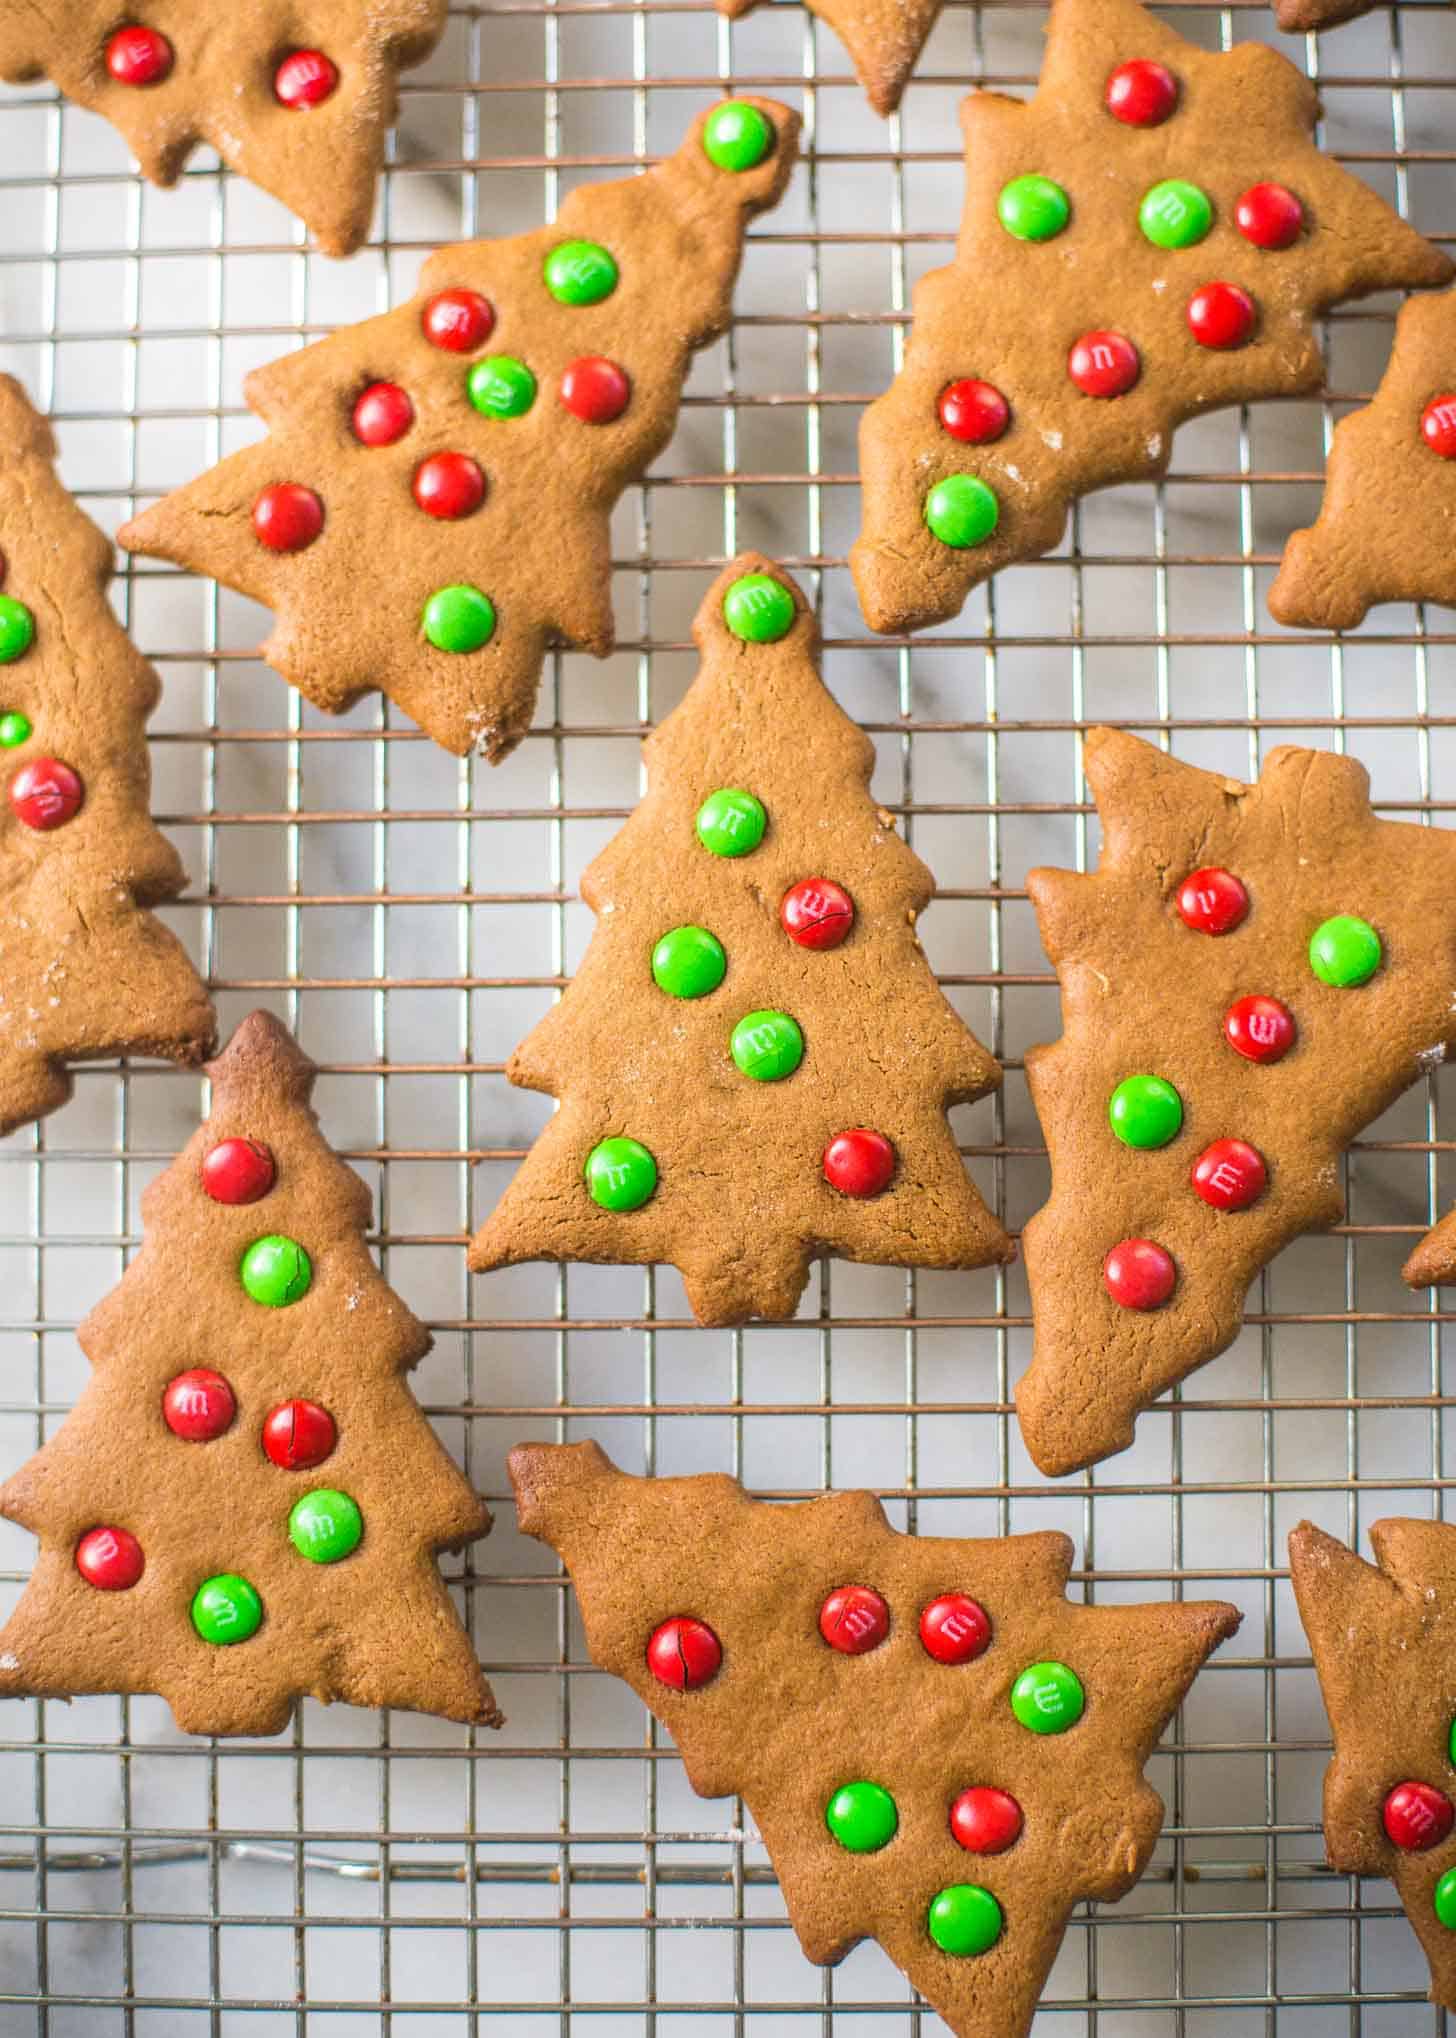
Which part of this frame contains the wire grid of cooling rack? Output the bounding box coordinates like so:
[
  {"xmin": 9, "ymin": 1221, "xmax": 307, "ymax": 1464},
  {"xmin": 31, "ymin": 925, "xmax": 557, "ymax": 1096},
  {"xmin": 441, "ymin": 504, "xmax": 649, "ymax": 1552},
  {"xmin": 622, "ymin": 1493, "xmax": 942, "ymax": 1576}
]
[{"xmin": 5, "ymin": 0, "xmax": 1456, "ymax": 2030}]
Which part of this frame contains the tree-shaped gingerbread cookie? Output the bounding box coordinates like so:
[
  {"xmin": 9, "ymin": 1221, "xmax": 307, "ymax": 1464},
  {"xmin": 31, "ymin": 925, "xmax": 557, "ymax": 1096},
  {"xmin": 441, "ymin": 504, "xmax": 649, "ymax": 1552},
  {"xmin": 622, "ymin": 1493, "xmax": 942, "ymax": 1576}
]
[
  {"xmin": 0, "ymin": 5, "xmax": 447, "ymax": 258},
  {"xmin": 512, "ymin": 1441, "xmax": 1241, "ymax": 2038},
  {"xmin": 1290, "ymin": 1519, "xmax": 1456, "ymax": 2014},
  {"xmin": 1019, "ymin": 728, "xmax": 1456, "ymax": 1477},
  {"xmin": 0, "ymin": 1010, "xmax": 498, "ymax": 1737},
  {"xmin": 0, "ymin": 375, "xmax": 213, "ymax": 1136},
  {"xmin": 468, "ymin": 555, "xmax": 1012, "ymax": 1324},
  {"xmin": 850, "ymin": 0, "xmax": 1451, "ymax": 637},
  {"xmin": 119, "ymin": 100, "xmax": 800, "ymax": 761}
]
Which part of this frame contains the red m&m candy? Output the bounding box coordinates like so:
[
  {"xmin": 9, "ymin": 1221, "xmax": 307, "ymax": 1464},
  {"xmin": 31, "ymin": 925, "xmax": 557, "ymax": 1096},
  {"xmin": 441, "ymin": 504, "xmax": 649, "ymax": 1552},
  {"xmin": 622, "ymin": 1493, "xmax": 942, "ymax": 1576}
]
[
  {"xmin": 920, "ymin": 1593, "xmax": 991, "ymax": 1664},
  {"xmin": 1176, "ymin": 866, "xmax": 1248, "ymax": 935},
  {"xmin": 1235, "ymin": 182, "xmax": 1303, "ymax": 250},
  {"xmin": 1187, "ymin": 282, "xmax": 1256, "ymax": 351},
  {"xmin": 1068, "ymin": 330, "xmax": 1140, "ymax": 400},
  {"xmin": 560, "ymin": 357, "xmax": 631, "ymax": 424},
  {"xmin": 1191, "ymin": 1138, "xmax": 1267, "ymax": 1211},
  {"xmin": 10, "ymin": 758, "xmax": 82, "ymax": 831},
  {"xmin": 1421, "ymin": 397, "xmax": 1456, "ymax": 461},
  {"xmin": 412, "ymin": 453, "xmax": 485, "ymax": 520},
  {"xmin": 646, "ymin": 1615, "xmax": 723, "ymax": 1690},
  {"xmin": 937, "ymin": 379, "xmax": 1010, "ymax": 445},
  {"xmin": 823, "ymin": 1129, "xmax": 896, "ymax": 1199},
  {"xmin": 262, "ymin": 1398, "xmax": 337, "ymax": 1470},
  {"xmin": 950, "ymin": 1786, "xmax": 1023, "ymax": 1854},
  {"xmin": 75, "ymin": 1525, "xmax": 145, "ymax": 1591},
  {"xmin": 819, "ymin": 1584, "xmax": 890, "ymax": 1655},
  {"xmin": 105, "ymin": 25, "xmax": 174, "ymax": 87},
  {"xmin": 781, "ymin": 878, "xmax": 855, "ymax": 949},
  {"xmin": 163, "ymin": 1368, "xmax": 237, "ymax": 1442},
  {"xmin": 1103, "ymin": 1238, "xmax": 1176, "ymax": 1310},
  {"xmin": 1383, "ymin": 1780, "xmax": 1455, "ymax": 1851},
  {"xmin": 274, "ymin": 50, "xmax": 339, "ymax": 107},
  {"xmin": 201, "ymin": 1136, "xmax": 276, "ymax": 1204},
  {"xmin": 252, "ymin": 483, "xmax": 323, "ymax": 553},
  {"xmin": 352, "ymin": 381, "xmax": 414, "ymax": 446},
  {"xmin": 1104, "ymin": 59, "xmax": 1178, "ymax": 126},
  {"xmin": 422, "ymin": 289, "xmax": 494, "ymax": 353},
  {"xmin": 1224, "ymin": 994, "xmax": 1295, "ymax": 1065}
]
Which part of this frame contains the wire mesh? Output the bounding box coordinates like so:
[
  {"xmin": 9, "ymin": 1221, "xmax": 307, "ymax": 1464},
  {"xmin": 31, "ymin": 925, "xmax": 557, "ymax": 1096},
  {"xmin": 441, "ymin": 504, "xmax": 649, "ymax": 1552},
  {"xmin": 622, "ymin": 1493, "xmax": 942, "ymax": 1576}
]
[{"xmin": 3, "ymin": 0, "xmax": 1456, "ymax": 2029}]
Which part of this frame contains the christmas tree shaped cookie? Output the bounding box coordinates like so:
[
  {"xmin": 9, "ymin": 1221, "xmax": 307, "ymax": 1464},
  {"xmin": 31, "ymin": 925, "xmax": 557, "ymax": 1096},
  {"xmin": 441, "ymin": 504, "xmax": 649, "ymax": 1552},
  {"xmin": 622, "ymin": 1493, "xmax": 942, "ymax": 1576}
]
[
  {"xmin": 511, "ymin": 1441, "xmax": 1241, "ymax": 2038},
  {"xmin": 0, "ymin": 1011, "xmax": 499, "ymax": 1737},
  {"xmin": 468, "ymin": 555, "xmax": 1012, "ymax": 1324},
  {"xmin": 0, "ymin": 4, "xmax": 447, "ymax": 258},
  {"xmin": 119, "ymin": 100, "xmax": 801, "ymax": 761},
  {"xmin": 1018, "ymin": 728, "xmax": 1456, "ymax": 1477},
  {"xmin": 0, "ymin": 375, "xmax": 213, "ymax": 1136},
  {"xmin": 717, "ymin": 0, "xmax": 937, "ymax": 114},
  {"xmin": 1290, "ymin": 1519, "xmax": 1456, "ymax": 2013},
  {"xmin": 1270, "ymin": 290, "xmax": 1456, "ymax": 632},
  {"xmin": 850, "ymin": 0, "xmax": 1451, "ymax": 638}
]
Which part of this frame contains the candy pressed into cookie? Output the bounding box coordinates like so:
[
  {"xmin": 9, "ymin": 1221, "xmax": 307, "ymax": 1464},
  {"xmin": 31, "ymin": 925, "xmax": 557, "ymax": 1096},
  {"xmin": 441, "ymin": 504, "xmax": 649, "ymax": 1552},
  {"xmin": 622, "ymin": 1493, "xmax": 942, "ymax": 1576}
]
[
  {"xmin": 850, "ymin": 0, "xmax": 1451, "ymax": 637},
  {"xmin": 0, "ymin": 1011, "xmax": 499, "ymax": 1737},
  {"xmin": 1018, "ymin": 728, "xmax": 1456, "ymax": 1477},
  {"xmin": 119, "ymin": 100, "xmax": 801, "ymax": 761},
  {"xmin": 511, "ymin": 1440, "xmax": 1241, "ymax": 2038},
  {"xmin": 0, "ymin": 374, "xmax": 214, "ymax": 1136},
  {"xmin": 468, "ymin": 555, "xmax": 1012, "ymax": 1324}
]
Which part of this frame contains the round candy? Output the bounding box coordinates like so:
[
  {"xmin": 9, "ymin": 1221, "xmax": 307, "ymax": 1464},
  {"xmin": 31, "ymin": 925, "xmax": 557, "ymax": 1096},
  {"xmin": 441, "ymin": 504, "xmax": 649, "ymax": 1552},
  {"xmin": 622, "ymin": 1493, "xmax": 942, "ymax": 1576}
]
[
  {"xmin": 274, "ymin": 50, "xmax": 338, "ymax": 107},
  {"xmin": 412, "ymin": 452, "xmax": 485, "ymax": 520},
  {"xmin": 1104, "ymin": 58, "xmax": 1178, "ymax": 126},
  {"xmin": 0, "ymin": 597, "xmax": 34, "ymax": 665},
  {"xmin": 1421, "ymin": 396, "xmax": 1456, "ymax": 461},
  {"xmin": 252, "ymin": 483, "xmax": 324, "ymax": 553},
  {"xmin": 702, "ymin": 101, "xmax": 774, "ymax": 172},
  {"xmin": 1068, "ymin": 330, "xmax": 1140, "ymax": 399},
  {"xmin": 730, "ymin": 1008, "xmax": 804, "ymax": 1082},
  {"xmin": 949, "ymin": 1786, "xmax": 1023, "ymax": 1855},
  {"xmin": 192, "ymin": 1573, "xmax": 263, "ymax": 1646},
  {"xmin": 919, "ymin": 1592, "xmax": 991, "ymax": 1664},
  {"xmin": 1108, "ymin": 1073, "xmax": 1183, "ymax": 1150},
  {"xmin": 781, "ymin": 877, "xmax": 854, "ymax": 950},
  {"xmin": 1176, "ymin": 866, "xmax": 1248, "ymax": 935},
  {"xmin": 924, "ymin": 474, "xmax": 999, "ymax": 549},
  {"xmin": 105, "ymin": 25, "xmax": 174, "ymax": 86},
  {"xmin": 1191, "ymin": 1137, "xmax": 1267, "ymax": 1212},
  {"xmin": 1103, "ymin": 1238, "xmax": 1176, "ymax": 1310},
  {"xmin": 646, "ymin": 1615, "xmax": 722, "ymax": 1690},
  {"xmin": 352, "ymin": 380, "xmax": 414, "ymax": 446},
  {"xmin": 543, "ymin": 240, "xmax": 619, "ymax": 306},
  {"xmin": 937, "ymin": 379, "xmax": 1010, "ymax": 445},
  {"xmin": 1010, "ymin": 1659, "xmax": 1085, "ymax": 1734},
  {"xmin": 0, "ymin": 713, "xmax": 31, "ymax": 748},
  {"xmin": 1309, "ymin": 913, "xmax": 1381, "ymax": 987},
  {"xmin": 1187, "ymin": 281, "xmax": 1256, "ymax": 351},
  {"xmin": 1139, "ymin": 179, "xmax": 1213, "ymax": 249},
  {"xmin": 262, "ymin": 1398, "xmax": 337, "ymax": 1471},
  {"xmin": 1235, "ymin": 182, "xmax": 1303, "ymax": 250},
  {"xmin": 1437, "ymin": 1866, "xmax": 1456, "ymax": 1932},
  {"xmin": 162, "ymin": 1368, "xmax": 237, "ymax": 1442},
  {"xmin": 240, "ymin": 1234, "xmax": 312, "ymax": 1307},
  {"xmin": 421, "ymin": 288, "xmax": 495, "ymax": 353},
  {"xmin": 927, "ymin": 1884, "xmax": 1003, "ymax": 1957},
  {"xmin": 823, "ymin": 1129, "xmax": 896, "ymax": 1199},
  {"xmin": 468, "ymin": 355, "xmax": 537, "ymax": 419},
  {"xmin": 201, "ymin": 1136, "xmax": 276, "ymax": 1205},
  {"xmin": 288, "ymin": 1487, "xmax": 363, "ymax": 1564},
  {"xmin": 75, "ymin": 1525, "xmax": 144, "ymax": 1591},
  {"xmin": 423, "ymin": 584, "xmax": 495, "ymax": 653},
  {"xmin": 1224, "ymin": 994, "xmax": 1295, "ymax": 1065},
  {"xmin": 560, "ymin": 357, "xmax": 631, "ymax": 424},
  {"xmin": 584, "ymin": 1135, "xmax": 657, "ymax": 1211},
  {"xmin": 819, "ymin": 1583, "xmax": 890, "ymax": 1655},
  {"xmin": 651, "ymin": 924, "xmax": 726, "ymax": 999},
  {"xmin": 997, "ymin": 174, "xmax": 1069, "ymax": 242},
  {"xmin": 723, "ymin": 572, "xmax": 795, "ymax": 643},
  {"xmin": 10, "ymin": 758, "xmax": 83, "ymax": 831},
  {"xmin": 825, "ymin": 1780, "xmax": 898, "ymax": 1853},
  {"xmin": 696, "ymin": 787, "xmax": 766, "ymax": 858},
  {"xmin": 1383, "ymin": 1780, "xmax": 1455, "ymax": 1852}
]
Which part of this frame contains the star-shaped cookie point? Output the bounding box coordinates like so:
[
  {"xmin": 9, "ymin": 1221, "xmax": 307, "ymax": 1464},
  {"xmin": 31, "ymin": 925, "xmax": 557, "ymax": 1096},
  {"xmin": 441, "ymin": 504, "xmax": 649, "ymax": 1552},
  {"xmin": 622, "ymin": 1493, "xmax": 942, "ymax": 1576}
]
[{"xmin": 718, "ymin": 0, "xmax": 940, "ymax": 113}]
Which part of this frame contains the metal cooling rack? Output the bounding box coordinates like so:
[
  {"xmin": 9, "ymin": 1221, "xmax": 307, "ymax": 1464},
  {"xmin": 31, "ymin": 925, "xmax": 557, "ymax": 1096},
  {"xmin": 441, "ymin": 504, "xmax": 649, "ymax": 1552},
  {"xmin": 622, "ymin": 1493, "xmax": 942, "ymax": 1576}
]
[{"xmin": 3, "ymin": 0, "xmax": 1456, "ymax": 2028}]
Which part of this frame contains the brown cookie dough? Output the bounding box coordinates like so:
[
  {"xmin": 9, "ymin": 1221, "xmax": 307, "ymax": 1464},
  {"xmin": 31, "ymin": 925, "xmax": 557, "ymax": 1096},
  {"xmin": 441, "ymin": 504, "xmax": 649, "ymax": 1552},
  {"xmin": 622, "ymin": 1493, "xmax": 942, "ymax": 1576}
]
[
  {"xmin": 1019, "ymin": 728, "xmax": 1456, "ymax": 1477},
  {"xmin": 0, "ymin": 374, "xmax": 213, "ymax": 1136},
  {"xmin": 718, "ymin": 0, "xmax": 937, "ymax": 114},
  {"xmin": 1404, "ymin": 1207, "xmax": 1456, "ymax": 1289},
  {"xmin": 118, "ymin": 100, "xmax": 801, "ymax": 762},
  {"xmin": 850, "ymin": 0, "xmax": 1451, "ymax": 638},
  {"xmin": 1272, "ymin": 0, "xmax": 1382, "ymax": 32},
  {"xmin": 468, "ymin": 554, "xmax": 1012, "ymax": 1324},
  {"xmin": 0, "ymin": 3, "xmax": 446, "ymax": 259},
  {"xmin": 511, "ymin": 1440, "xmax": 1240, "ymax": 2038},
  {"xmin": 1289, "ymin": 1519, "xmax": 1456, "ymax": 2013},
  {"xmin": 0, "ymin": 1010, "xmax": 499, "ymax": 1739}
]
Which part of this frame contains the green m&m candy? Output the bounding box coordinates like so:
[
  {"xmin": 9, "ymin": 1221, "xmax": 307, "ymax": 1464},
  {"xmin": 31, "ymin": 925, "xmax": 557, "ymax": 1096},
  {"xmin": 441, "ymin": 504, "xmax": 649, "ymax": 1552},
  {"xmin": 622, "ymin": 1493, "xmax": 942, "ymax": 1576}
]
[
  {"xmin": 1449, "ymin": 1711, "xmax": 1456, "ymax": 1767},
  {"xmin": 423, "ymin": 584, "xmax": 496, "ymax": 653},
  {"xmin": 1138, "ymin": 179, "xmax": 1213, "ymax": 249},
  {"xmin": 0, "ymin": 596, "xmax": 35, "ymax": 665},
  {"xmin": 191, "ymin": 1572, "xmax": 263, "ymax": 1646},
  {"xmin": 543, "ymin": 240, "xmax": 618, "ymax": 306},
  {"xmin": 467, "ymin": 355, "xmax": 537, "ymax": 419},
  {"xmin": 702, "ymin": 101, "xmax": 773, "ymax": 173},
  {"xmin": 723, "ymin": 572, "xmax": 795, "ymax": 643},
  {"xmin": 1010, "ymin": 1659, "xmax": 1085, "ymax": 1734},
  {"xmin": 997, "ymin": 174, "xmax": 1069, "ymax": 242},
  {"xmin": 0, "ymin": 712, "xmax": 32, "ymax": 748},
  {"xmin": 652, "ymin": 924, "xmax": 726, "ymax": 999},
  {"xmin": 240, "ymin": 1234, "xmax": 312, "ymax": 1307},
  {"xmin": 289, "ymin": 1488, "xmax": 363, "ymax": 1565},
  {"xmin": 1108, "ymin": 1073, "xmax": 1183, "ymax": 1150},
  {"xmin": 585, "ymin": 1135, "xmax": 657, "ymax": 1211},
  {"xmin": 731, "ymin": 1009, "xmax": 803, "ymax": 1082},
  {"xmin": 926, "ymin": 1883, "xmax": 1004, "ymax": 1956},
  {"xmin": 696, "ymin": 787, "xmax": 766, "ymax": 858},
  {"xmin": 1436, "ymin": 1867, "xmax": 1456, "ymax": 1932},
  {"xmin": 1309, "ymin": 914, "xmax": 1382, "ymax": 988},
  {"xmin": 825, "ymin": 1780, "xmax": 898, "ymax": 1854},
  {"xmin": 924, "ymin": 474, "xmax": 999, "ymax": 549}
]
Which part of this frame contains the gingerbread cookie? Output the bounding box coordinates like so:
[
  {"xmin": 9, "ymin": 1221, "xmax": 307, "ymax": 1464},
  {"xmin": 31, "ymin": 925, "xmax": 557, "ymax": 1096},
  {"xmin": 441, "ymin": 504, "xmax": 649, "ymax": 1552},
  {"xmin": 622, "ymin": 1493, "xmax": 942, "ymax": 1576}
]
[
  {"xmin": 1018, "ymin": 728, "xmax": 1456, "ymax": 1477},
  {"xmin": 118, "ymin": 101, "xmax": 801, "ymax": 761},
  {"xmin": 1272, "ymin": 0, "xmax": 1379, "ymax": 33},
  {"xmin": 718, "ymin": 0, "xmax": 937, "ymax": 114},
  {"xmin": 1289, "ymin": 1519, "xmax": 1456, "ymax": 2013},
  {"xmin": 0, "ymin": 1011, "xmax": 499, "ymax": 1738},
  {"xmin": 511, "ymin": 1441, "xmax": 1240, "ymax": 2038},
  {"xmin": 0, "ymin": 375, "xmax": 214, "ymax": 1136},
  {"xmin": 1270, "ymin": 290, "xmax": 1456, "ymax": 632},
  {"xmin": 468, "ymin": 555, "xmax": 1012, "ymax": 1324},
  {"xmin": 0, "ymin": 4, "xmax": 446, "ymax": 259},
  {"xmin": 1404, "ymin": 1207, "xmax": 1456, "ymax": 1289},
  {"xmin": 850, "ymin": 0, "xmax": 1451, "ymax": 638}
]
